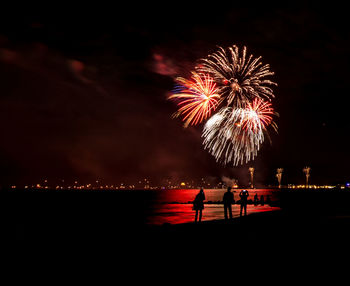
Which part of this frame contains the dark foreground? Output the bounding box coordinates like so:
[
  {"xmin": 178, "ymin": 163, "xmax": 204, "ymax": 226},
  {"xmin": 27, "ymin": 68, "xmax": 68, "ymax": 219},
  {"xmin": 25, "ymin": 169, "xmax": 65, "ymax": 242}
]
[{"xmin": 3, "ymin": 189, "xmax": 350, "ymax": 270}]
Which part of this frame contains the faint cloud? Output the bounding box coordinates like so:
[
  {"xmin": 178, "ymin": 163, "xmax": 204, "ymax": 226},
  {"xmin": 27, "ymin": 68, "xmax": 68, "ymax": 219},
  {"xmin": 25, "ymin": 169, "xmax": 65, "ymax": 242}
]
[
  {"xmin": 152, "ymin": 53, "xmax": 178, "ymax": 76},
  {"xmin": 68, "ymin": 59, "xmax": 93, "ymax": 84},
  {"xmin": 0, "ymin": 48, "xmax": 17, "ymax": 63}
]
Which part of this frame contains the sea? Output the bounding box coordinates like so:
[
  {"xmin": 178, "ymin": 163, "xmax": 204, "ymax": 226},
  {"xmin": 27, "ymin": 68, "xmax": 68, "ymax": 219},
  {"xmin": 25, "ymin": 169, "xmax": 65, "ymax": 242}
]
[{"xmin": 145, "ymin": 188, "xmax": 281, "ymax": 225}]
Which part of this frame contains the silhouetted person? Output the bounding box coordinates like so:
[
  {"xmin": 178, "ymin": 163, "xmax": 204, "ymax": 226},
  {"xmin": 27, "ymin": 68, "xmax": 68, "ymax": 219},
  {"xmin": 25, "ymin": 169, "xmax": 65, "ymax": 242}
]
[
  {"xmin": 223, "ymin": 187, "xmax": 235, "ymax": 220},
  {"xmin": 260, "ymin": 195, "xmax": 265, "ymax": 206},
  {"xmin": 254, "ymin": 193, "xmax": 259, "ymax": 205},
  {"xmin": 239, "ymin": 189, "xmax": 249, "ymax": 216},
  {"xmin": 266, "ymin": 195, "xmax": 271, "ymax": 205},
  {"xmin": 193, "ymin": 188, "xmax": 205, "ymax": 222}
]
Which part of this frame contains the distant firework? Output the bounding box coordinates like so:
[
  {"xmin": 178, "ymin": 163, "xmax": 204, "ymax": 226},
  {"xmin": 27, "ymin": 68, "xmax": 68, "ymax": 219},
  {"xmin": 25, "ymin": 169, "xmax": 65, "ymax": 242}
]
[
  {"xmin": 168, "ymin": 72, "xmax": 220, "ymax": 128},
  {"xmin": 197, "ymin": 45, "xmax": 276, "ymax": 108},
  {"xmin": 276, "ymin": 168, "xmax": 283, "ymax": 188},
  {"xmin": 168, "ymin": 44, "xmax": 278, "ymax": 166},
  {"xmin": 303, "ymin": 167, "xmax": 311, "ymax": 187},
  {"xmin": 249, "ymin": 167, "xmax": 255, "ymax": 188}
]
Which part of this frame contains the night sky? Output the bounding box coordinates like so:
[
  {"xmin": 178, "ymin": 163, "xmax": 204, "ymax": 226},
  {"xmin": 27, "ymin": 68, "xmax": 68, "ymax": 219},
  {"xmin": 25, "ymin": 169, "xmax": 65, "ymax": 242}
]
[{"xmin": 0, "ymin": 2, "xmax": 349, "ymax": 187}]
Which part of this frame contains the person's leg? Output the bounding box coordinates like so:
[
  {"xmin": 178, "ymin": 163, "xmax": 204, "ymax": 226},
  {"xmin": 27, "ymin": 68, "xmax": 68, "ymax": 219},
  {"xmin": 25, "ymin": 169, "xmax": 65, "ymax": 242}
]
[
  {"xmin": 229, "ymin": 204, "xmax": 232, "ymax": 219},
  {"xmin": 199, "ymin": 210, "xmax": 202, "ymax": 222},
  {"xmin": 240, "ymin": 204, "xmax": 243, "ymax": 216},
  {"xmin": 224, "ymin": 205, "xmax": 228, "ymax": 219},
  {"xmin": 195, "ymin": 210, "xmax": 198, "ymax": 222},
  {"xmin": 244, "ymin": 204, "xmax": 247, "ymax": 215}
]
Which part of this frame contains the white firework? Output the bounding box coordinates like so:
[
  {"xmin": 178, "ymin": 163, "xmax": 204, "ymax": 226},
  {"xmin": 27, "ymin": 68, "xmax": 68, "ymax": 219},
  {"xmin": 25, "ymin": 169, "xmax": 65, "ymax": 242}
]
[
  {"xmin": 196, "ymin": 45, "xmax": 276, "ymax": 108},
  {"xmin": 202, "ymin": 107, "xmax": 264, "ymax": 166}
]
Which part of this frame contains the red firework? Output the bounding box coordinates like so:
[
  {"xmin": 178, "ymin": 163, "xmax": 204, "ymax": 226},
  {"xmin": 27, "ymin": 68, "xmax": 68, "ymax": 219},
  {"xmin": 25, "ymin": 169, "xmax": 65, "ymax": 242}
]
[
  {"xmin": 242, "ymin": 97, "xmax": 275, "ymax": 131},
  {"xmin": 168, "ymin": 72, "xmax": 221, "ymax": 127}
]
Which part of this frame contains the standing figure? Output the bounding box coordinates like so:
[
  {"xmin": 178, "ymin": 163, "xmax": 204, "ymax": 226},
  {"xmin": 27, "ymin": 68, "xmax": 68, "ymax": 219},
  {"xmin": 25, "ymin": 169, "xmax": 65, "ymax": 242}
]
[
  {"xmin": 193, "ymin": 188, "xmax": 205, "ymax": 222},
  {"xmin": 239, "ymin": 189, "xmax": 249, "ymax": 216},
  {"xmin": 266, "ymin": 195, "xmax": 271, "ymax": 206},
  {"xmin": 253, "ymin": 193, "xmax": 259, "ymax": 205},
  {"xmin": 223, "ymin": 187, "xmax": 235, "ymax": 220},
  {"xmin": 260, "ymin": 195, "xmax": 265, "ymax": 206}
]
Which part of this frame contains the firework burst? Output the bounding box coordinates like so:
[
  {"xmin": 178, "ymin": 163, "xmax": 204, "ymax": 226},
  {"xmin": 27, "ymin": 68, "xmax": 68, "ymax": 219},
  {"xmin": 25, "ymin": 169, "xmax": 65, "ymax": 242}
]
[
  {"xmin": 168, "ymin": 72, "xmax": 220, "ymax": 128},
  {"xmin": 202, "ymin": 98, "xmax": 277, "ymax": 166},
  {"xmin": 241, "ymin": 97, "xmax": 278, "ymax": 135},
  {"xmin": 167, "ymin": 44, "xmax": 278, "ymax": 166},
  {"xmin": 202, "ymin": 107, "xmax": 264, "ymax": 166},
  {"xmin": 196, "ymin": 45, "xmax": 276, "ymax": 108}
]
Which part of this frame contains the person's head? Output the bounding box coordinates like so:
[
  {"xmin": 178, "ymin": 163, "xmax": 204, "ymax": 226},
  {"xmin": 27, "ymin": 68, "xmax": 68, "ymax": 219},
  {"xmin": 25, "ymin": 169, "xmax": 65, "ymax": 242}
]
[
  {"xmin": 227, "ymin": 187, "xmax": 232, "ymax": 192},
  {"xmin": 200, "ymin": 188, "xmax": 203, "ymax": 193}
]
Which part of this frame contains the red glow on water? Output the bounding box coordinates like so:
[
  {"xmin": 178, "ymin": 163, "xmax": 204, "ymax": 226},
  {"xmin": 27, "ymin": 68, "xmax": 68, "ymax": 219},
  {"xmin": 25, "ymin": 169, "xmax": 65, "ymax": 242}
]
[{"xmin": 146, "ymin": 189, "xmax": 280, "ymax": 225}]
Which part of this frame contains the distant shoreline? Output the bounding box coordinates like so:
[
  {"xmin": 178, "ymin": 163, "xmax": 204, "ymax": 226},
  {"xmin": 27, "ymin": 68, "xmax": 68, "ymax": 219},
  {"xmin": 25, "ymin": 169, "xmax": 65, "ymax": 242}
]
[{"xmin": 1, "ymin": 186, "xmax": 347, "ymax": 192}]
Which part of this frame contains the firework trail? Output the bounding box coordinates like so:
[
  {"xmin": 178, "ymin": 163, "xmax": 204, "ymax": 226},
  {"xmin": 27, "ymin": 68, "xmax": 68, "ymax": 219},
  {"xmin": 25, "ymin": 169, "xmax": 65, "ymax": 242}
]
[
  {"xmin": 168, "ymin": 72, "xmax": 220, "ymax": 128},
  {"xmin": 202, "ymin": 98, "xmax": 277, "ymax": 166},
  {"xmin": 196, "ymin": 45, "xmax": 276, "ymax": 108},
  {"xmin": 249, "ymin": 167, "xmax": 255, "ymax": 188},
  {"xmin": 303, "ymin": 167, "xmax": 311, "ymax": 187},
  {"xmin": 276, "ymin": 168, "xmax": 283, "ymax": 188}
]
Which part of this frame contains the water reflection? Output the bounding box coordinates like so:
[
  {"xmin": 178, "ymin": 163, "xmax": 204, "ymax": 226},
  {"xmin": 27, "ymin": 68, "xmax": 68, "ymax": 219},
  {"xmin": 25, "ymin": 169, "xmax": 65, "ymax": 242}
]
[{"xmin": 146, "ymin": 189, "xmax": 280, "ymax": 225}]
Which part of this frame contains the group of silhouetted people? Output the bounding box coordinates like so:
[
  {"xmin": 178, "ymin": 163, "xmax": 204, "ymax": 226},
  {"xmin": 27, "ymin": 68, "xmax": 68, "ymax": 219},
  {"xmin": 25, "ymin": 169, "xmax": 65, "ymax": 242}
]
[
  {"xmin": 253, "ymin": 193, "xmax": 270, "ymax": 205},
  {"xmin": 193, "ymin": 187, "xmax": 251, "ymax": 222},
  {"xmin": 223, "ymin": 187, "xmax": 249, "ymax": 218}
]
